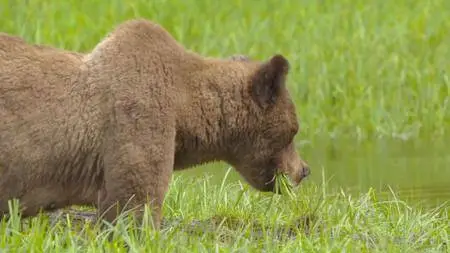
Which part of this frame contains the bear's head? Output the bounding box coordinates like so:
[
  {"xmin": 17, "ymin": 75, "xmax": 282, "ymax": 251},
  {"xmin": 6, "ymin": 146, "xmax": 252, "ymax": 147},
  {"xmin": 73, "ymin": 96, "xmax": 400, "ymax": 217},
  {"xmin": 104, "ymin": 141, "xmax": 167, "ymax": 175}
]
[{"xmin": 225, "ymin": 54, "xmax": 310, "ymax": 193}]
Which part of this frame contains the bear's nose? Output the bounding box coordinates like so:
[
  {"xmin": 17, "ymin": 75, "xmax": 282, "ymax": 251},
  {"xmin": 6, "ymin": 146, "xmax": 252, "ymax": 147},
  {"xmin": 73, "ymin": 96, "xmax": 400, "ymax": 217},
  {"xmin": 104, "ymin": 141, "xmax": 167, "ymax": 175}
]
[{"xmin": 301, "ymin": 166, "xmax": 310, "ymax": 178}]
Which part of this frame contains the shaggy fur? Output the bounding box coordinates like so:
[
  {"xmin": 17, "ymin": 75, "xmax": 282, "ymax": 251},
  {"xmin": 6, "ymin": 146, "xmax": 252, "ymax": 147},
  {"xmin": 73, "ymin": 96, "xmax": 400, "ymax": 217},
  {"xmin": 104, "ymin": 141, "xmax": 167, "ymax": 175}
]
[{"xmin": 0, "ymin": 19, "xmax": 310, "ymax": 228}]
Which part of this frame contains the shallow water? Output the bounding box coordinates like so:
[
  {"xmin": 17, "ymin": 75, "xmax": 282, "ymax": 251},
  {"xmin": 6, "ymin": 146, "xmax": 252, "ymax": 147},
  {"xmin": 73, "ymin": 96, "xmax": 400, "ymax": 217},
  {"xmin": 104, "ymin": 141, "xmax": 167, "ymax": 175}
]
[{"xmin": 178, "ymin": 136, "xmax": 450, "ymax": 208}]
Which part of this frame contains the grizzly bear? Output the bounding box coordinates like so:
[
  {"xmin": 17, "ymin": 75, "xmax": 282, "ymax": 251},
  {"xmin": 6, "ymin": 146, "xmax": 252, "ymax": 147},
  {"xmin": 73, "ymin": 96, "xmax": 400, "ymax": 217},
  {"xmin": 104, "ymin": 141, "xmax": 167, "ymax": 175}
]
[{"xmin": 0, "ymin": 19, "xmax": 310, "ymax": 228}]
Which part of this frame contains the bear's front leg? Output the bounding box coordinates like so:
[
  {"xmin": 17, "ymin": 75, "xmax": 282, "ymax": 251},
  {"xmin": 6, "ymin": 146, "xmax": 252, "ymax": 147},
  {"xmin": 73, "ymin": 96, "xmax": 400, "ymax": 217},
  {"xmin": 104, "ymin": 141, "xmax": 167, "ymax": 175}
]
[{"xmin": 99, "ymin": 99, "xmax": 176, "ymax": 229}]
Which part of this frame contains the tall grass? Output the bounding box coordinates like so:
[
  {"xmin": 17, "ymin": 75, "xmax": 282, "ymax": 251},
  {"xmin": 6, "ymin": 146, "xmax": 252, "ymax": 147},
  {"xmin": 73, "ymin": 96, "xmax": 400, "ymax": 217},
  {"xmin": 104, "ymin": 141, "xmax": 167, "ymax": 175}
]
[
  {"xmin": 1, "ymin": 0, "xmax": 449, "ymax": 141},
  {"xmin": 1, "ymin": 173, "xmax": 448, "ymax": 252}
]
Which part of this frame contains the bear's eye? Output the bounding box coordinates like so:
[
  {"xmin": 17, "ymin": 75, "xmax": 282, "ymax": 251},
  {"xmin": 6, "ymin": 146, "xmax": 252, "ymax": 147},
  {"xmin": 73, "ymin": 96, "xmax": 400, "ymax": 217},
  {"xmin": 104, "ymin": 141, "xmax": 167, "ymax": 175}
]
[
  {"xmin": 292, "ymin": 123, "xmax": 299, "ymax": 136},
  {"xmin": 285, "ymin": 123, "xmax": 299, "ymax": 145}
]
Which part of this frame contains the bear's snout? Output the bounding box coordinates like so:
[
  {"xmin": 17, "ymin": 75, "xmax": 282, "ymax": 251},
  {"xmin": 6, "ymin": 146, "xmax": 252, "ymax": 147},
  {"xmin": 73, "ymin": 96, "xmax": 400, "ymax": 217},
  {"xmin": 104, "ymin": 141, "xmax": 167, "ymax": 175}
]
[{"xmin": 300, "ymin": 165, "xmax": 310, "ymax": 179}]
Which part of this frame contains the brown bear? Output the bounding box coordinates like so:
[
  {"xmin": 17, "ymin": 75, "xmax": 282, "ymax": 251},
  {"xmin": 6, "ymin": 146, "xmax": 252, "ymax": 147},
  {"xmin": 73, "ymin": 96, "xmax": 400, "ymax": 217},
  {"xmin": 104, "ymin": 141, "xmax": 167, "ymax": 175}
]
[{"xmin": 0, "ymin": 19, "xmax": 310, "ymax": 228}]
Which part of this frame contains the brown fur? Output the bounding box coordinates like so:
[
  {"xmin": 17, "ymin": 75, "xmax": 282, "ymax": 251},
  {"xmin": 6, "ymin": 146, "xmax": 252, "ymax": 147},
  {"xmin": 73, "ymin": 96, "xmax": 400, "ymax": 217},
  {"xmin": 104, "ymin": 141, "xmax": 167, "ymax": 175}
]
[{"xmin": 0, "ymin": 19, "xmax": 310, "ymax": 228}]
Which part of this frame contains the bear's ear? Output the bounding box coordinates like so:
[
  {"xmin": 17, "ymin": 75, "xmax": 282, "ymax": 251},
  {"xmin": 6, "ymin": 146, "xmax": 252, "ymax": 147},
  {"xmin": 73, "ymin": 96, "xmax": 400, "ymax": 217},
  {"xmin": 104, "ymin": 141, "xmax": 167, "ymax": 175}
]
[{"xmin": 251, "ymin": 54, "xmax": 290, "ymax": 108}]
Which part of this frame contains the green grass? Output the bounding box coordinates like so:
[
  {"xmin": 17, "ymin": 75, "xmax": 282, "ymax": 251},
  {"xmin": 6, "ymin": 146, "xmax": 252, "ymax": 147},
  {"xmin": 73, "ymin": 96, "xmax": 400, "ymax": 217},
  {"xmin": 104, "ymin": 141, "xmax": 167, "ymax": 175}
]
[
  {"xmin": 1, "ymin": 0, "xmax": 449, "ymax": 141},
  {"xmin": 1, "ymin": 0, "xmax": 449, "ymax": 252},
  {"xmin": 1, "ymin": 172, "xmax": 449, "ymax": 252}
]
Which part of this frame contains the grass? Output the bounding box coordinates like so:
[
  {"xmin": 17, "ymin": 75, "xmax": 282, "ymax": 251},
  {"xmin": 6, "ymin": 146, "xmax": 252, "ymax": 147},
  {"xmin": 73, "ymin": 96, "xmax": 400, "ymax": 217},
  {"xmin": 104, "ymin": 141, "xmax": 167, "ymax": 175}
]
[
  {"xmin": 1, "ymin": 171, "xmax": 449, "ymax": 252},
  {"xmin": 0, "ymin": 0, "xmax": 449, "ymax": 252},
  {"xmin": 1, "ymin": 0, "xmax": 449, "ymax": 141}
]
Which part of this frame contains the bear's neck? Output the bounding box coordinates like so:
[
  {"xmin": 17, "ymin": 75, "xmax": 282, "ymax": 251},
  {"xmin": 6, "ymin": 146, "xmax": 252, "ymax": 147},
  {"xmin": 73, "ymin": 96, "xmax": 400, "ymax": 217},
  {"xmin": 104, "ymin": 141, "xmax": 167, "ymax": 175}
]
[{"xmin": 173, "ymin": 61, "xmax": 254, "ymax": 170}]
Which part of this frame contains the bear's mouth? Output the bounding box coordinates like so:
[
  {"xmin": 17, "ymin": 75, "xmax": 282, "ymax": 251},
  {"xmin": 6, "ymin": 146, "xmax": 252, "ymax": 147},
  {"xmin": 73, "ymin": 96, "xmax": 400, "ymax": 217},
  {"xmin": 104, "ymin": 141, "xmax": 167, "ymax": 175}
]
[{"xmin": 264, "ymin": 171, "xmax": 297, "ymax": 194}]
